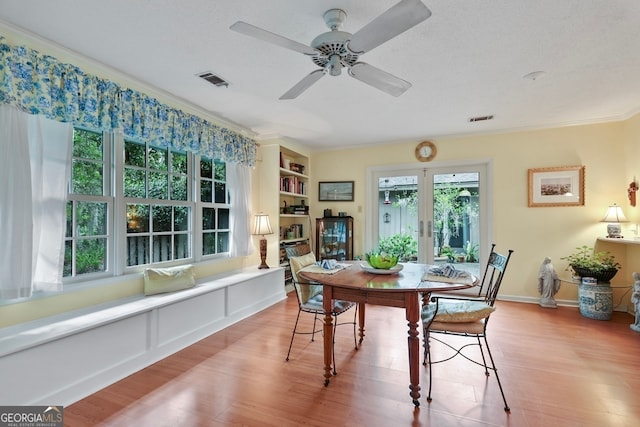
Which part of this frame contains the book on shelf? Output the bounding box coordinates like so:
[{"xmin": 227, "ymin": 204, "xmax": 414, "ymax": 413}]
[
  {"xmin": 280, "ymin": 223, "xmax": 304, "ymax": 240},
  {"xmin": 279, "ymin": 176, "xmax": 306, "ymax": 195}
]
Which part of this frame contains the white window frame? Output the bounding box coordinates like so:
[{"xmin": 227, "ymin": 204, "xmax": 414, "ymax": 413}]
[{"xmin": 63, "ymin": 128, "xmax": 232, "ymax": 285}]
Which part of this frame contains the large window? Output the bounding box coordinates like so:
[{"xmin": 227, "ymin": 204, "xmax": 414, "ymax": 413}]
[{"xmin": 64, "ymin": 128, "xmax": 231, "ymax": 280}]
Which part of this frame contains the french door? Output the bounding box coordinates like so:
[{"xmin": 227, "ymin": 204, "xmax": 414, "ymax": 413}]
[{"xmin": 368, "ymin": 162, "xmax": 489, "ymax": 275}]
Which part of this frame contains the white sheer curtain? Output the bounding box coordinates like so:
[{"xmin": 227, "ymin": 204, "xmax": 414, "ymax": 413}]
[
  {"xmin": 228, "ymin": 162, "xmax": 253, "ymax": 257},
  {"xmin": 0, "ymin": 105, "xmax": 32, "ymax": 299},
  {"xmin": 0, "ymin": 105, "xmax": 72, "ymax": 299}
]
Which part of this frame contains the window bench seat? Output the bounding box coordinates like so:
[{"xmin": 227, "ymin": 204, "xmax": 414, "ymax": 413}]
[{"xmin": 0, "ymin": 267, "xmax": 285, "ymax": 406}]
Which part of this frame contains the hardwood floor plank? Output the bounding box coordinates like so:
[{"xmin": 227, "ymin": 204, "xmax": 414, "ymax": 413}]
[{"xmin": 66, "ymin": 293, "xmax": 640, "ymax": 426}]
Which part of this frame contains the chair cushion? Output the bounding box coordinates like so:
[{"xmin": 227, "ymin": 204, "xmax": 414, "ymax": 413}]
[
  {"xmin": 302, "ymin": 294, "xmax": 353, "ymax": 314},
  {"xmin": 298, "ymin": 284, "xmax": 323, "ymax": 305},
  {"xmin": 422, "ymin": 300, "xmax": 495, "ymax": 323},
  {"xmin": 289, "ymin": 252, "xmax": 319, "ymax": 302},
  {"xmin": 428, "ymin": 319, "xmax": 486, "ymax": 334},
  {"xmin": 144, "ymin": 265, "xmax": 195, "ymax": 295},
  {"xmin": 289, "ymin": 252, "xmax": 317, "ymax": 281}
]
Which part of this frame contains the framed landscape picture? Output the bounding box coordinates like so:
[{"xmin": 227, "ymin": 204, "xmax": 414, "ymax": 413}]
[
  {"xmin": 318, "ymin": 181, "xmax": 354, "ymax": 201},
  {"xmin": 528, "ymin": 165, "xmax": 585, "ymax": 207}
]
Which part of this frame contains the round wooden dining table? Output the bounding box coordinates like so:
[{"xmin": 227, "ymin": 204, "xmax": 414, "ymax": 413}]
[{"xmin": 298, "ymin": 261, "xmax": 478, "ymax": 407}]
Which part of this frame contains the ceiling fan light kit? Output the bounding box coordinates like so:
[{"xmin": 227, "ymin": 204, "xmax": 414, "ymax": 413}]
[{"xmin": 231, "ymin": 0, "xmax": 431, "ymax": 99}]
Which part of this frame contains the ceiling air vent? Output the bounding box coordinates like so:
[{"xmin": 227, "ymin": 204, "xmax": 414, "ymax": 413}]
[
  {"xmin": 468, "ymin": 115, "xmax": 494, "ymax": 123},
  {"xmin": 198, "ymin": 72, "xmax": 229, "ymax": 88}
]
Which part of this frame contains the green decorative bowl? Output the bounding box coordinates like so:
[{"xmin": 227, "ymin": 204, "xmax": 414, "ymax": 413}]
[{"xmin": 365, "ymin": 252, "xmax": 399, "ymax": 270}]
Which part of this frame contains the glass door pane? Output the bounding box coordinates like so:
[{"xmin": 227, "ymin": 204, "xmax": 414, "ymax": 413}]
[
  {"xmin": 376, "ymin": 174, "xmax": 420, "ymax": 262},
  {"xmin": 426, "ymin": 167, "xmax": 483, "ymax": 278}
]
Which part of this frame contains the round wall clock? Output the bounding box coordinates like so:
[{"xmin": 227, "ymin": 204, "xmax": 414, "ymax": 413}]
[{"xmin": 415, "ymin": 140, "xmax": 437, "ymax": 162}]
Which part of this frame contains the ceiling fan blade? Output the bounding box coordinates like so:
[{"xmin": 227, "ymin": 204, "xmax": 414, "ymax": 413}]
[
  {"xmin": 280, "ymin": 69, "xmax": 326, "ymax": 100},
  {"xmin": 230, "ymin": 21, "xmax": 318, "ymax": 56},
  {"xmin": 347, "ymin": 0, "xmax": 431, "ymax": 54},
  {"xmin": 348, "ymin": 62, "xmax": 411, "ymax": 97}
]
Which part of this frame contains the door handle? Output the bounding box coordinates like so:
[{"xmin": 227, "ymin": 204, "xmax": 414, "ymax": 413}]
[{"xmin": 427, "ymin": 220, "xmax": 432, "ymax": 238}]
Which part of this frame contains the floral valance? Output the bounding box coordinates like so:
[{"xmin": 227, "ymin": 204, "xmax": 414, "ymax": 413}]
[{"xmin": 0, "ymin": 35, "xmax": 257, "ymax": 166}]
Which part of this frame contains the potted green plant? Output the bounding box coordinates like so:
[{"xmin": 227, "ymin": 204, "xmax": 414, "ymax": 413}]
[
  {"xmin": 560, "ymin": 245, "xmax": 621, "ymax": 283},
  {"xmin": 378, "ymin": 233, "xmax": 418, "ymax": 262},
  {"xmin": 439, "ymin": 245, "xmax": 455, "ymax": 262},
  {"xmin": 463, "ymin": 241, "xmax": 479, "ymax": 263}
]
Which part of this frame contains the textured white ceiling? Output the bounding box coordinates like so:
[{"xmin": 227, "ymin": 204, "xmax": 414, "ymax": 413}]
[{"xmin": 1, "ymin": 0, "xmax": 639, "ymax": 150}]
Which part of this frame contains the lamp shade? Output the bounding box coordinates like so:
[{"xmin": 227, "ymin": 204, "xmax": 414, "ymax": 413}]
[
  {"xmin": 252, "ymin": 213, "xmax": 273, "ymax": 236},
  {"xmin": 601, "ymin": 204, "xmax": 628, "ymax": 223}
]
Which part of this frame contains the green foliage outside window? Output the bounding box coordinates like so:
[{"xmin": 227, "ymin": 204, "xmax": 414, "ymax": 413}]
[
  {"xmin": 72, "ymin": 129, "xmax": 103, "ymax": 196},
  {"xmin": 66, "ymin": 129, "xmax": 108, "ymax": 277},
  {"xmin": 67, "ymin": 129, "xmax": 229, "ymax": 276}
]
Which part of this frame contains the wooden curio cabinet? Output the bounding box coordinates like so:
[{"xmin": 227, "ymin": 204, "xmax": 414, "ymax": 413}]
[{"xmin": 316, "ymin": 217, "xmax": 353, "ymax": 261}]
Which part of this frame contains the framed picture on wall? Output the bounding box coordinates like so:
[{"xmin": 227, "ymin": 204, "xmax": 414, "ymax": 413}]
[
  {"xmin": 528, "ymin": 165, "xmax": 585, "ymax": 207},
  {"xmin": 318, "ymin": 181, "xmax": 354, "ymax": 201}
]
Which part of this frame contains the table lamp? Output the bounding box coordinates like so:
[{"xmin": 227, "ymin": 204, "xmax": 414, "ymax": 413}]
[
  {"xmin": 601, "ymin": 204, "xmax": 628, "ymax": 238},
  {"xmin": 253, "ymin": 213, "xmax": 273, "ymax": 269}
]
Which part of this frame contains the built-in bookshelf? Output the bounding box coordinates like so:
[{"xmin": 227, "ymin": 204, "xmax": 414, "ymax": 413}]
[{"xmin": 278, "ymin": 147, "xmax": 311, "ymax": 284}]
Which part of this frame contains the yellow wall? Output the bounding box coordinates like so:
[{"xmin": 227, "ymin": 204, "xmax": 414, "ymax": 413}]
[{"xmin": 310, "ymin": 118, "xmax": 640, "ymax": 304}]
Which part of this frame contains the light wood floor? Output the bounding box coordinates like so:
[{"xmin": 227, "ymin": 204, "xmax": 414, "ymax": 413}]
[{"xmin": 66, "ymin": 292, "xmax": 640, "ymax": 426}]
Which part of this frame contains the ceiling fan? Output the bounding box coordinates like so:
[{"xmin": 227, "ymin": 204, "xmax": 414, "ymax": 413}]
[{"xmin": 230, "ymin": 0, "xmax": 431, "ymax": 99}]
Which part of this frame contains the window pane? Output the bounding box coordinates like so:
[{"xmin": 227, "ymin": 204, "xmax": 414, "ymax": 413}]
[
  {"xmin": 200, "ymin": 158, "xmax": 212, "ymax": 179},
  {"xmin": 63, "ymin": 241, "xmax": 72, "ymax": 277},
  {"xmin": 171, "ymin": 175, "xmax": 188, "ymax": 201},
  {"xmin": 218, "ymin": 208, "xmax": 229, "ymax": 229},
  {"xmin": 76, "ymin": 238, "xmax": 107, "ymax": 274},
  {"xmin": 175, "ymin": 206, "xmax": 190, "ymax": 231},
  {"xmin": 127, "ymin": 235, "xmax": 149, "ymax": 266},
  {"xmin": 127, "ymin": 204, "xmax": 149, "ymax": 233},
  {"xmin": 153, "ymin": 235, "xmax": 172, "ymax": 262},
  {"xmin": 203, "ymin": 232, "xmax": 215, "ymax": 255},
  {"xmin": 124, "ymin": 168, "xmax": 146, "ymax": 198},
  {"xmin": 149, "ymin": 171, "xmax": 168, "ymax": 199},
  {"xmin": 214, "ymin": 182, "xmax": 226, "ymax": 204},
  {"xmin": 72, "ymin": 159, "xmax": 103, "ymax": 195},
  {"xmin": 125, "ymin": 140, "xmax": 146, "ymax": 167},
  {"xmin": 153, "ymin": 205, "xmax": 173, "ymax": 232},
  {"xmin": 174, "ymin": 234, "xmax": 190, "ymax": 259},
  {"xmin": 214, "ymin": 160, "xmax": 225, "ymax": 180},
  {"xmin": 203, "ymin": 208, "xmax": 215, "ymax": 230},
  {"xmin": 200, "ymin": 180, "xmax": 212, "ymax": 203},
  {"xmin": 76, "ymin": 202, "xmax": 107, "ymax": 236},
  {"xmin": 217, "ymin": 232, "xmax": 229, "ymax": 253},
  {"xmin": 73, "ymin": 129, "xmax": 103, "ymax": 161},
  {"xmin": 172, "ymin": 152, "xmax": 187, "ymax": 174},
  {"xmin": 66, "ymin": 202, "xmax": 72, "ymax": 238},
  {"xmin": 149, "ymin": 146, "xmax": 168, "ymax": 171}
]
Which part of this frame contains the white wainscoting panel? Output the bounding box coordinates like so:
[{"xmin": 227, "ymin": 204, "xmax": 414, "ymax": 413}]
[{"xmin": 0, "ymin": 267, "xmax": 285, "ymax": 406}]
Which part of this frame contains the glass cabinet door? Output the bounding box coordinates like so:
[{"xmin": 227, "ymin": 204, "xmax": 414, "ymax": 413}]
[{"xmin": 316, "ymin": 217, "xmax": 353, "ymax": 261}]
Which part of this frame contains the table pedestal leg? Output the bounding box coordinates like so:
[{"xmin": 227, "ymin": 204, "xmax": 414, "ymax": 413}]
[
  {"xmin": 323, "ymin": 285, "xmax": 334, "ymax": 386},
  {"xmin": 358, "ymin": 302, "xmax": 366, "ymax": 344},
  {"xmin": 406, "ymin": 293, "xmax": 421, "ymax": 406}
]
